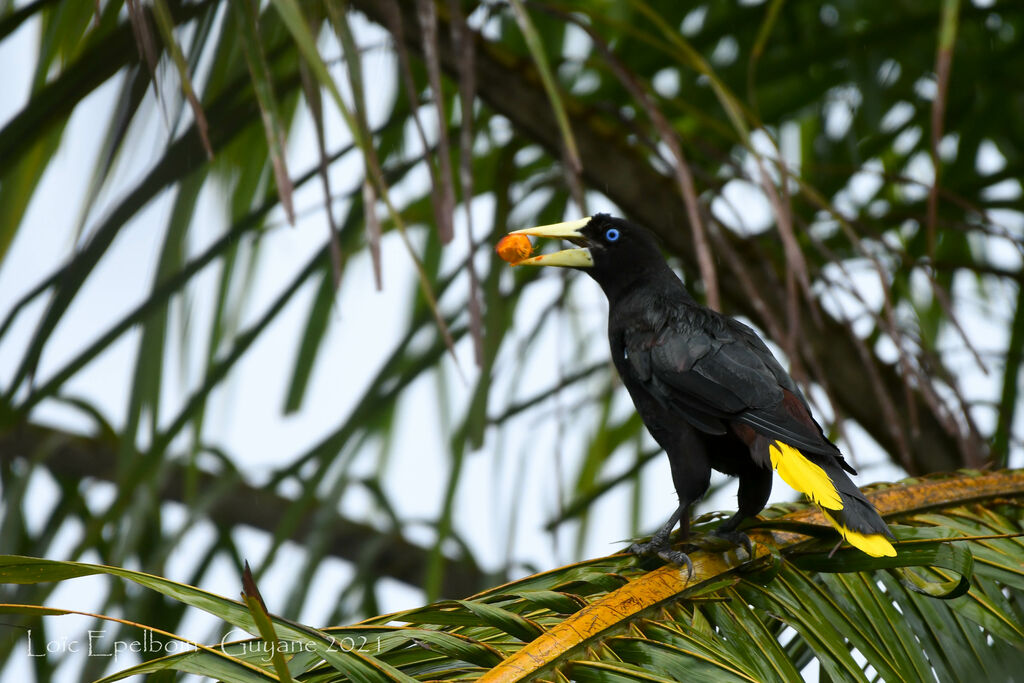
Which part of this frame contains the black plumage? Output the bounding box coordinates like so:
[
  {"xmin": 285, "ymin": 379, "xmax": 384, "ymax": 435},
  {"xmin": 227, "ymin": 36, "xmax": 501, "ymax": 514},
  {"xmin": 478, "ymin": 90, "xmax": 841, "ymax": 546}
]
[{"xmin": 509, "ymin": 214, "xmax": 894, "ymax": 568}]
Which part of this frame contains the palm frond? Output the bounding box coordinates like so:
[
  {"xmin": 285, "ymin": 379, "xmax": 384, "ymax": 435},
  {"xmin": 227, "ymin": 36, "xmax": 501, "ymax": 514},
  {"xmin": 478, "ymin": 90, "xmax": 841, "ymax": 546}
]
[{"xmin": 3, "ymin": 470, "xmax": 1022, "ymax": 681}]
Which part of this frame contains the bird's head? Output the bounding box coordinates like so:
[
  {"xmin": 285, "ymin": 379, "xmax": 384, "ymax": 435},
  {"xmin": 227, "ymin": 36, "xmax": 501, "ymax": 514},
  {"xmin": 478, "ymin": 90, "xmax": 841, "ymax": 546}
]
[{"xmin": 506, "ymin": 214, "xmax": 668, "ymax": 295}]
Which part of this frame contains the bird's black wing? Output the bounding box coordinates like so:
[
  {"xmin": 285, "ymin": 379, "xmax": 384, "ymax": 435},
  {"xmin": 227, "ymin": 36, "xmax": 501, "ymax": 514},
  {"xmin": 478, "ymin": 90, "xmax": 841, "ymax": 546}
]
[{"xmin": 623, "ymin": 309, "xmax": 841, "ymax": 459}]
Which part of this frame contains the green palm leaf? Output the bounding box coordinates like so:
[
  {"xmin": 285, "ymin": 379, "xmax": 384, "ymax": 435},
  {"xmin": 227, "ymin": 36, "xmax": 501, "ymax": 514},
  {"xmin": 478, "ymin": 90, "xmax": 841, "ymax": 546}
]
[{"xmin": 3, "ymin": 470, "xmax": 1023, "ymax": 681}]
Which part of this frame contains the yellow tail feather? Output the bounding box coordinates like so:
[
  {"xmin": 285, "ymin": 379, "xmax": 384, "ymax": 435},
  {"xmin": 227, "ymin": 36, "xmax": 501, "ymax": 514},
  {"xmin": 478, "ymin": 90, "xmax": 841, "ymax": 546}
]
[
  {"xmin": 769, "ymin": 441, "xmax": 842, "ymax": 510},
  {"xmin": 822, "ymin": 511, "xmax": 897, "ymax": 557},
  {"xmin": 769, "ymin": 441, "xmax": 895, "ymax": 557}
]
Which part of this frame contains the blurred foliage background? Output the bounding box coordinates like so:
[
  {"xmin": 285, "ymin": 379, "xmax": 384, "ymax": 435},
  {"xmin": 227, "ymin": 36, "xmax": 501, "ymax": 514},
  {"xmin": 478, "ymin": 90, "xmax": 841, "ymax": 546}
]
[{"xmin": 0, "ymin": 0, "xmax": 1022, "ymax": 680}]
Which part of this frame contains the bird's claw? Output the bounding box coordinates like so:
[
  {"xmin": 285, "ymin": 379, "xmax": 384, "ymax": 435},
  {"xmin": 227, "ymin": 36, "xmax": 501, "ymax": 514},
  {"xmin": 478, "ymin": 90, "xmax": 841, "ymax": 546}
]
[
  {"xmin": 628, "ymin": 540, "xmax": 694, "ymax": 581},
  {"xmin": 703, "ymin": 529, "xmax": 753, "ymax": 558},
  {"xmin": 657, "ymin": 549, "xmax": 694, "ymax": 580}
]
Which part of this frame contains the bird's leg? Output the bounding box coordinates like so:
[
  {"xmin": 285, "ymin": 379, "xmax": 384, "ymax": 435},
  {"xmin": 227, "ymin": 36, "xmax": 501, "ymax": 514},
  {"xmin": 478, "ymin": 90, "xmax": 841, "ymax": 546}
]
[
  {"xmin": 628, "ymin": 505, "xmax": 694, "ymax": 579},
  {"xmin": 628, "ymin": 437, "xmax": 709, "ymax": 578},
  {"xmin": 629, "ymin": 505, "xmax": 684, "ymax": 553},
  {"xmin": 706, "ymin": 467, "xmax": 771, "ymax": 558}
]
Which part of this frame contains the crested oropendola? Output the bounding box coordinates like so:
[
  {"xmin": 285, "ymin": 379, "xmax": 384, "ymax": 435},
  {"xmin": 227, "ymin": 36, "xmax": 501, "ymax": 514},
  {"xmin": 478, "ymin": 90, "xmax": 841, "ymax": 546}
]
[{"xmin": 506, "ymin": 214, "xmax": 895, "ymax": 572}]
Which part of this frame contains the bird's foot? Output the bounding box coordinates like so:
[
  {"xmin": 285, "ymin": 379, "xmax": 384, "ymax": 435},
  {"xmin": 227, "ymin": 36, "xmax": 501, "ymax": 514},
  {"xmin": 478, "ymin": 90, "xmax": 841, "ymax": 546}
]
[
  {"xmin": 628, "ymin": 538, "xmax": 694, "ymax": 581},
  {"xmin": 698, "ymin": 529, "xmax": 753, "ymax": 558}
]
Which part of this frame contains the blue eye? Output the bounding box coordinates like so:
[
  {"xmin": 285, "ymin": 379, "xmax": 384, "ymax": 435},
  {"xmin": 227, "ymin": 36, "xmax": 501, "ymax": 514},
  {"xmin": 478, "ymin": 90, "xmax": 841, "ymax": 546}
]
[{"xmin": 605, "ymin": 228, "xmax": 620, "ymax": 242}]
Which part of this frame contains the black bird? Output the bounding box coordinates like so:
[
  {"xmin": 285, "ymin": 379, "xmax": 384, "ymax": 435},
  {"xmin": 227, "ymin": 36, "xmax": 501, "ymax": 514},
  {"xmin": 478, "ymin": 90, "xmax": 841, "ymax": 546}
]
[{"xmin": 508, "ymin": 214, "xmax": 895, "ymax": 569}]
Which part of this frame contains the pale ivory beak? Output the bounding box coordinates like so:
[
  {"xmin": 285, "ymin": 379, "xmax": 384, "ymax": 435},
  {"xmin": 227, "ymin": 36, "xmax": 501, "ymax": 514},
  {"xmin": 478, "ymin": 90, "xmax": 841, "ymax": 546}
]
[{"xmin": 508, "ymin": 218, "xmax": 594, "ymax": 267}]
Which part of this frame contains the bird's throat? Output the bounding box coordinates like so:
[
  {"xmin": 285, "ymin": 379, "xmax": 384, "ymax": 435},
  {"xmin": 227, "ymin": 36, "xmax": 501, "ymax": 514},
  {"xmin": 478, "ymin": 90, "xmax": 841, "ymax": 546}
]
[{"xmin": 594, "ymin": 263, "xmax": 693, "ymax": 308}]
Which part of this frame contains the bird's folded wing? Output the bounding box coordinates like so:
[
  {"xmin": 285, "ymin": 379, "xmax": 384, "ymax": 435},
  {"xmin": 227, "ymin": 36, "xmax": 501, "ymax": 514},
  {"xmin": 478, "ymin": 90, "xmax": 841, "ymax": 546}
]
[{"xmin": 626, "ymin": 326, "xmax": 839, "ymax": 458}]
